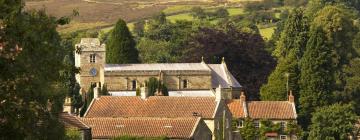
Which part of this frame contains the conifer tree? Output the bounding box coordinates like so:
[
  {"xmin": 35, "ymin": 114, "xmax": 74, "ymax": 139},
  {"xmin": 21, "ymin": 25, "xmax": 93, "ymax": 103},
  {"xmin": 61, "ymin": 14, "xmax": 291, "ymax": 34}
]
[
  {"xmin": 260, "ymin": 9, "xmax": 308, "ymax": 100},
  {"xmin": 298, "ymin": 28, "xmax": 334, "ymax": 129},
  {"xmin": 106, "ymin": 19, "xmax": 139, "ymax": 64}
]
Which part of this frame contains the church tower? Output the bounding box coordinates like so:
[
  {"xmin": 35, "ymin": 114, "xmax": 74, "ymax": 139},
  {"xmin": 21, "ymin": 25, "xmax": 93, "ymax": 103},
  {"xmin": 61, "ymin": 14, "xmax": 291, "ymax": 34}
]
[{"xmin": 75, "ymin": 38, "xmax": 105, "ymax": 91}]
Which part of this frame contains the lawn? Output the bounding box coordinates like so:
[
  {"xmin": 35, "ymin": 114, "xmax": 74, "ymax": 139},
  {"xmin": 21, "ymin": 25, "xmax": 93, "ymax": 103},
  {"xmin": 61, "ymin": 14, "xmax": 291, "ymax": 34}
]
[
  {"xmin": 58, "ymin": 21, "xmax": 110, "ymax": 34},
  {"xmin": 167, "ymin": 13, "xmax": 194, "ymax": 22},
  {"xmin": 227, "ymin": 8, "xmax": 244, "ymax": 16},
  {"xmin": 259, "ymin": 26, "xmax": 275, "ymax": 40}
]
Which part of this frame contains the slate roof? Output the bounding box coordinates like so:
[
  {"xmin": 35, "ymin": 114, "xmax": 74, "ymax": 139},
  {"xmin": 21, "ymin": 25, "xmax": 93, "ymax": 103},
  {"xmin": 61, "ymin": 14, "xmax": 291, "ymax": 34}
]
[
  {"xmin": 105, "ymin": 63, "xmax": 210, "ymax": 71},
  {"xmin": 208, "ymin": 64, "xmax": 241, "ymax": 88},
  {"xmin": 80, "ymin": 117, "xmax": 200, "ymax": 139},
  {"xmin": 104, "ymin": 63, "xmax": 241, "ymax": 89},
  {"xmin": 84, "ymin": 96, "xmax": 218, "ymax": 118},
  {"xmin": 59, "ymin": 112, "xmax": 90, "ymax": 130},
  {"xmin": 227, "ymin": 100, "xmax": 297, "ymax": 120}
]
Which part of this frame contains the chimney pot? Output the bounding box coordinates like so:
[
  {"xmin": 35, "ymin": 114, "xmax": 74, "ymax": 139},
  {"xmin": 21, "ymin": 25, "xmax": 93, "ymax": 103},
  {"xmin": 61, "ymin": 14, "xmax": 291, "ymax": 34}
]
[
  {"xmin": 240, "ymin": 91, "xmax": 246, "ymax": 102},
  {"xmin": 288, "ymin": 90, "xmax": 294, "ymax": 103}
]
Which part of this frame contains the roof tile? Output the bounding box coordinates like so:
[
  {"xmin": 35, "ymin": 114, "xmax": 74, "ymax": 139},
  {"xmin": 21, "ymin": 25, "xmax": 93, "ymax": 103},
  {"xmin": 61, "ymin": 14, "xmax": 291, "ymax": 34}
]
[{"xmin": 85, "ymin": 96, "xmax": 218, "ymax": 118}]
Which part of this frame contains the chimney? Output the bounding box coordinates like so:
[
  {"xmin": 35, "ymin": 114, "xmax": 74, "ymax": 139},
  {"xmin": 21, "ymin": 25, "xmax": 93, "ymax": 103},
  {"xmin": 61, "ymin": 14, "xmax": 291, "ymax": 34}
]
[
  {"xmin": 140, "ymin": 86, "xmax": 149, "ymax": 99},
  {"xmin": 93, "ymin": 83, "xmax": 100, "ymax": 99},
  {"xmin": 215, "ymin": 85, "xmax": 223, "ymax": 101},
  {"xmin": 240, "ymin": 91, "xmax": 246, "ymax": 103},
  {"xmin": 288, "ymin": 90, "xmax": 294, "ymax": 103}
]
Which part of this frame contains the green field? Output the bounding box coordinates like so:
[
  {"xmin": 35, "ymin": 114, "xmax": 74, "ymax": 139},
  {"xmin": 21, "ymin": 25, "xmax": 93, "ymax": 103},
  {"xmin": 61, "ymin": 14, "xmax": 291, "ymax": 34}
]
[
  {"xmin": 259, "ymin": 26, "xmax": 275, "ymax": 40},
  {"xmin": 167, "ymin": 13, "xmax": 194, "ymax": 22}
]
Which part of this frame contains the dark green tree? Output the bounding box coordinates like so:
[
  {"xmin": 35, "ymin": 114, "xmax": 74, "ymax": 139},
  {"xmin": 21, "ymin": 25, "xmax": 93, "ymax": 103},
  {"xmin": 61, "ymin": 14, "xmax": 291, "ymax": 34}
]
[
  {"xmin": 191, "ymin": 6, "xmax": 207, "ymax": 19},
  {"xmin": 145, "ymin": 77, "xmax": 169, "ymax": 96},
  {"xmin": 106, "ymin": 19, "xmax": 139, "ymax": 64},
  {"xmin": 101, "ymin": 84, "xmax": 110, "ymax": 96},
  {"xmin": 260, "ymin": 9, "xmax": 309, "ymax": 101},
  {"xmin": 79, "ymin": 86, "xmax": 94, "ymax": 117},
  {"xmin": 298, "ymin": 28, "xmax": 334, "ymax": 129},
  {"xmin": 308, "ymin": 103, "xmax": 358, "ymax": 139},
  {"xmin": 71, "ymin": 83, "xmax": 83, "ymax": 115},
  {"xmin": 214, "ymin": 8, "xmax": 229, "ymax": 18},
  {"xmin": 133, "ymin": 20, "xmax": 145, "ymax": 37}
]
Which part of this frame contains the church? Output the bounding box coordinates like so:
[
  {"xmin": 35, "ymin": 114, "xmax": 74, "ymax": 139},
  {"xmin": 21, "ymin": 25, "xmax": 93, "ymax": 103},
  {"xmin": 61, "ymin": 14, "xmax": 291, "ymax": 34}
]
[{"xmin": 73, "ymin": 38, "xmax": 242, "ymax": 98}]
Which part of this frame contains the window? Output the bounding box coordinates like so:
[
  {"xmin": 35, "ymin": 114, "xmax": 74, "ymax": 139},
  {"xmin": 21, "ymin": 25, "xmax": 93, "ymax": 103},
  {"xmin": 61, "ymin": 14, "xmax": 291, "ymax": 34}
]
[
  {"xmin": 280, "ymin": 121, "xmax": 286, "ymax": 131},
  {"xmin": 90, "ymin": 54, "xmax": 96, "ymax": 63},
  {"xmin": 280, "ymin": 135, "xmax": 287, "ymax": 140},
  {"xmin": 254, "ymin": 121, "xmax": 260, "ymax": 128},
  {"xmin": 132, "ymin": 80, "xmax": 137, "ymax": 90},
  {"xmin": 183, "ymin": 80, "xmax": 188, "ymax": 89},
  {"xmin": 237, "ymin": 119, "xmax": 244, "ymax": 128}
]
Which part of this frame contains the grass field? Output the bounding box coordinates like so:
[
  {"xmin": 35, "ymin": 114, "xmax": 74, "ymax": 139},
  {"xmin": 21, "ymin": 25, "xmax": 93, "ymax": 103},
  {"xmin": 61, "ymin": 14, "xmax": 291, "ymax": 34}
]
[{"xmin": 259, "ymin": 26, "xmax": 275, "ymax": 40}]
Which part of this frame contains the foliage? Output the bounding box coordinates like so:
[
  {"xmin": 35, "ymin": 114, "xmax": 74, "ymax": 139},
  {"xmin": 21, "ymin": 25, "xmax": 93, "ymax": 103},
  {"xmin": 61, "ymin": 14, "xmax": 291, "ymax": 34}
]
[
  {"xmin": 191, "ymin": 6, "xmax": 207, "ymax": 19},
  {"xmin": 285, "ymin": 121, "xmax": 304, "ymax": 138},
  {"xmin": 133, "ymin": 20, "xmax": 145, "ymax": 38},
  {"xmin": 239, "ymin": 118, "xmax": 257, "ymax": 140},
  {"xmin": 260, "ymin": 8, "xmax": 309, "ymax": 101},
  {"xmin": 137, "ymin": 38, "xmax": 174, "ymax": 63},
  {"xmin": 136, "ymin": 87, "xmax": 141, "ymax": 96},
  {"xmin": 258, "ymin": 120, "xmax": 281, "ymax": 140},
  {"xmin": 106, "ymin": 19, "xmax": 139, "ymax": 64},
  {"xmin": 308, "ymin": 103, "xmax": 358, "ymax": 139},
  {"xmin": 112, "ymin": 135, "xmax": 169, "ymax": 140},
  {"xmin": 79, "ymin": 86, "xmax": 94, "ymax": 117},
  {"xmin": 65, "ymin": 128, "xmax": 82, "ymax": 140},
  {"xmin": 145, "ymin": 77, "xmax": 168, "ymax": 96},
  {"xmin": 298, "ymin": 28, "xmax": 334, "ymax": 129},
  {"xmin": 71, "ymin": 83, "xmax": 83, "ymax": 115},
  {"xmin": 101, "ymin": 84, "xmax": 110, "ymax": 96},
  {"xmin": 0, "ymin": 3, "xmax": 69, "ymax": 139},
  {"xmin": 180, "ymin": 26, "xmax": 275, "ymax": 100},
  {"xmin": 306, "ymin": 0, "xmax": 360, "ymax": 17}
]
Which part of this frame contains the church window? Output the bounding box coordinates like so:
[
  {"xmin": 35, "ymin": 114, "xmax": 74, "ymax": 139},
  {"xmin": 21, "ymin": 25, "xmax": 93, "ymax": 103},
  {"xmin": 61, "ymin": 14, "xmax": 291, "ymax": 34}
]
[
  {"xmin": 237, "ymin": 119, "xmax": 244, "ymax": 128},
  {"xmin": 132, "ymin": 80, "xmax": 137, "ymax": 90},
  {"xmin": 183, "ymin": 80, "xmax": 188, "ymax": 89},
  {"xmin": 90, "ymin": 54, "xmax": 96, "ymax": 63}
]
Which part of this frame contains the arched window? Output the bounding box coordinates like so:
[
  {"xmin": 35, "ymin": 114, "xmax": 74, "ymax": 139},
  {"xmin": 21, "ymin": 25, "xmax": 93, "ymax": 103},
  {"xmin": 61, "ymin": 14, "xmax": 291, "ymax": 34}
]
[
  {"xmin": 183, "ymin": 80, "xmax": 188, "ymax": 89},
  {"xmin": 132, "ymin": 80, "xmax": 137, "ymax": 90}
]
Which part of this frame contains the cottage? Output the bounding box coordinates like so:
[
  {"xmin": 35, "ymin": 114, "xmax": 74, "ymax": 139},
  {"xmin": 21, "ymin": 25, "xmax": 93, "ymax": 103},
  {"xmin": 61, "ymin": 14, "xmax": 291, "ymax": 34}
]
[
  {"xmin": 227, "ymin": 91, "xmax": 298, "ymax": 140},
  {"xmin": 59, "ymin": 112, "xmax": 92, "ymax": 140}
]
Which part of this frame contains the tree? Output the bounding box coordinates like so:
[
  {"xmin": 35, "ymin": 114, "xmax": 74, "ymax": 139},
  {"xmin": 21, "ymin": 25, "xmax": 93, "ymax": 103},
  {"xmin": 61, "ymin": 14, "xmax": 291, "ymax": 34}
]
[
  {"xmin": 214, "ymin": 8, "xmax": 229, "ymax": 18},
  {"xmin": 306, "ymin": 0, "xmax": 360, "ymax": 17},
  {"xmin": 298, "ymin": 28, "xmax": 334, "ymax": 129},
  {"xmin": 137, "ymin": 38, "xmax": 174, "ymax": 63},
  {"xmin": 191, "ymin": 6, "xmax": 206, "ymax": 19},
  {"xmin": 180, "ymin": 27, "xmax": 275, "ymax": 100},
  {"xmin": 0, "ymin": 3, "xmax": 71, "ymax": 138},
  {"xmin": 239, "ymin": 118, "xmax": 258, "ymax": 140},
  {"xmin": 71, "ymin": 83, "xmax": 83, "ymax": 115},
  {"xmin": 145, "ymin": 77, "xmax": 169, "ymax": 96},
  {"xmin": 260, "ymin": 9, "xmax": 309, "ymax": 101},
  {"xmin": 80, "ymin": 86, "xmax": 94, "ymax": 117},
  {"xmin": 101, "ymin": 84, "xmax": 110, "ymax": 96},
  {"xmin": 133, "ymin": 20, "xmax": 145, "ymax": 37},
  {"xmin": 308, "ymin": 103, "xmax": 358, "ymax": 139},
  {"xmin": 106, "ymin": 19, "xmax": 139, "ymax": 64}
]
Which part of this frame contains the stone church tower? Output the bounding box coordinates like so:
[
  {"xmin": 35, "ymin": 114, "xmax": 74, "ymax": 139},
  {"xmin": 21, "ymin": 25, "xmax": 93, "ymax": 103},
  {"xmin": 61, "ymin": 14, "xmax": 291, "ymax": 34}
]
[{"xmin": 75, "ymin": 38, "xmax": 105, "ymax": 91}]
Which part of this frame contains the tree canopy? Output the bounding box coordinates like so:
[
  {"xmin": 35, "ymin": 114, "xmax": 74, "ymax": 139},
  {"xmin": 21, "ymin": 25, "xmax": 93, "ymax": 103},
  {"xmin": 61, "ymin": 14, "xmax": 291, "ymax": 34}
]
[{"xmin": 106, "ymin": 19, "xmax": 139, "ymax": 64}]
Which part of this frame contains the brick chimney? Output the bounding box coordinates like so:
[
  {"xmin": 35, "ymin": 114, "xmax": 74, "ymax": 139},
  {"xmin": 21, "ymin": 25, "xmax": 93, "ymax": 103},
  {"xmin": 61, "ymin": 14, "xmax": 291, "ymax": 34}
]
[
  {"xmin": 288, "ymin": 90, "xmax": 294, "ymax": 103},
  {"xmin": 240, "ymin": 91, "xmax": 246, "ymax": 103}
]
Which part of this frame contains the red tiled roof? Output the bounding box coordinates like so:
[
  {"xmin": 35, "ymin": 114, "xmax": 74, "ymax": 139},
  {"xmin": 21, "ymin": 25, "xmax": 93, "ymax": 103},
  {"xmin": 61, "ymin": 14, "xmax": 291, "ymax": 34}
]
[
  {"xmin": 227, "ymin": 100, "xmax": 296, "ymax": 119},
  {"xmin": 80, "ymin": 117, "xmax": 200, "ymax": 139},
  {"xmin": 226, "ymin": 100, "xmax": 245, "ymax": 118},
  {"xmin": 85, "ymin": 96, "xmax": 217, "ymax": 118},
  {"xmin": 59, "ymin": 112, "xmax": 90, "ymax": 130},
  {"xmin": 247, "ymin": 101, "xmax": 296, "ymax": 119}
]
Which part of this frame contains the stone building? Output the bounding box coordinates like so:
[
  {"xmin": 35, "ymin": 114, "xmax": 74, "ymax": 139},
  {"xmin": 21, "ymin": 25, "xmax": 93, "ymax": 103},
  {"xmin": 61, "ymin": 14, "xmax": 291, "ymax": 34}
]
[
  {"xmin": 74, "ymin": 38, "xmax": 242, "ymax": 99},
  {"xmin": 227, "ymin": 91, "xmax": 298, "ymax": 140}
]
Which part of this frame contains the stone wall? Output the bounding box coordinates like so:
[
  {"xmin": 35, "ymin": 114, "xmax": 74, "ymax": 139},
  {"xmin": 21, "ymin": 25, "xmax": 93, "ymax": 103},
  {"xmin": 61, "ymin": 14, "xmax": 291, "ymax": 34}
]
[
  {"xmin": 103, "ymin": 72, "xmax": 212, "ymax": 91},
  {"xmin": 192, "ymin": 119, "xmax": 213, "ymax": 140}
]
